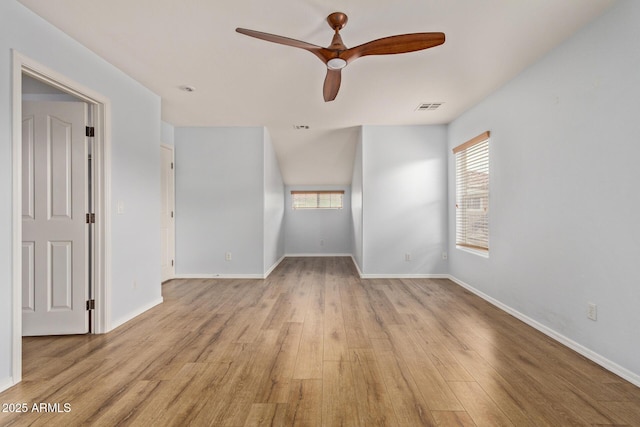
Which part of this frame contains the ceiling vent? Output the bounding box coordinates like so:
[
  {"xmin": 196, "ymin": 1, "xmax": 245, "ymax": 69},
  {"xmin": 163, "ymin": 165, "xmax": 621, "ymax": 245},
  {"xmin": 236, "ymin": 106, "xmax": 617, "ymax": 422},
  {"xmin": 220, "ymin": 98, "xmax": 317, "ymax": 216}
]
[
  {"xmin": 416, "ymin": 102, "xmax": 443, "ymax": 111},
  {"xmin": 293, "ymin": 125, "xmax": 310, "ymax": 130}
]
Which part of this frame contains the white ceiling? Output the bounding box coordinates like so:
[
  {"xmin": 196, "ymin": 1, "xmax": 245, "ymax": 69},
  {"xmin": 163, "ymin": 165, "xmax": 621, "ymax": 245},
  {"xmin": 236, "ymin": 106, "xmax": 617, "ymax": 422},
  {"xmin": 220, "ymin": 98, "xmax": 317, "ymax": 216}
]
[{"xmin": 19, "ymin": 0, "xmax": 615, "ymax": 185}]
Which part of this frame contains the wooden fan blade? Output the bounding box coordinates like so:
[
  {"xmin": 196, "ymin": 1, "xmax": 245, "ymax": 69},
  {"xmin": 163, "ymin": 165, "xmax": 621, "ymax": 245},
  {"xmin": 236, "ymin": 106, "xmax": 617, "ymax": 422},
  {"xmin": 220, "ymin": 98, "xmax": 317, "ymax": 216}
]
[
  {"xmin": 236, "ymin": 28, "xmax": 333, "ymax": 63},
  {"xmin": 342, "ymin": 32, "xmax": 445, "ymax": 63},
  {"xmin": 323, "ymin": 68, "xmax": 342, "ymax": 102}
]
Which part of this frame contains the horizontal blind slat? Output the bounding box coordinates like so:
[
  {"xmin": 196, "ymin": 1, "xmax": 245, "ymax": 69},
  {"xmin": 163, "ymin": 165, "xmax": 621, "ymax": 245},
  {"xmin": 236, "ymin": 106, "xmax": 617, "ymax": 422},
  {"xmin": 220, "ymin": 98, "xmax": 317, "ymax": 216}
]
[
  {"xmin": 454, "ymin": 132, "xmax": 490, "ymax": 251},
  {"xmin": 291, "ymin": 191, "xmax": 344, "ymax": 209}
]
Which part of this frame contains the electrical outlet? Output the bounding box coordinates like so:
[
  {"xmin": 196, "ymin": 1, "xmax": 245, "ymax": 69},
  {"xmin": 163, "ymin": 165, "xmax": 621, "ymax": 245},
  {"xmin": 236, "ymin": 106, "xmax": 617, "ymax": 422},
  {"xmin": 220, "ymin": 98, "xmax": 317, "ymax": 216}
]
[
  {"xmin": 587, "ymin": 303, "xmax": 597, "ymax": 321},
  {"xmin": 225, "ymin": 252, "xmax": 232, "ymax": 261},
  {"xmin": 442, "ymin": 252, "xmax": 448, "ymax": 260},
  {"xmin": 405, "ymin": 253, "xmax": 411, "ymax": 262},
  {"xmin": 320, "ymin": 239, "xmax": 325, "ymax": 247}
]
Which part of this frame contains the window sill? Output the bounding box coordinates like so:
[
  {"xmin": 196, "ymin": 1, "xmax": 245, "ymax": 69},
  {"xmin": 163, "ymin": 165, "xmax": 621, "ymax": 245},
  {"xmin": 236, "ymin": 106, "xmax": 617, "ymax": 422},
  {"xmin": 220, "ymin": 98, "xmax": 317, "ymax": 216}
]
[
  {"xmin": 456, "ymin": 246, "xmax": 489, "ymax": 258},
  {"xmin": 292, "ymin": 207, "xmax": 343, "ymax": 211}
]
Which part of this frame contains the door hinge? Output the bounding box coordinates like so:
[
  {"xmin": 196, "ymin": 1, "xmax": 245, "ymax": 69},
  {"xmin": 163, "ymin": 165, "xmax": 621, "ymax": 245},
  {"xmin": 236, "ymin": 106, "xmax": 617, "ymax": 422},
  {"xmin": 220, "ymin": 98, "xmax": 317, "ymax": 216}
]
[
  {"xmin": 86, "ymin": 299, "xmax": 95, "ymax": 310},
  {"xmin": 86, "ymin": 213, "xmax": 96, "ymax": 224},
  {"xmin": 171, "ymin": 259, "xmax": 174, "ymax": 267},
  {"xmin": 171, "ymin": 162, "xmax": 174, "ymax": 170},
  {"xmin": 86, "ymin": 126, "xmax": 95, "ymax": 137},
  {"xmin": 171, "ymin": 211, "xmax": 174, "ymax": 218}
]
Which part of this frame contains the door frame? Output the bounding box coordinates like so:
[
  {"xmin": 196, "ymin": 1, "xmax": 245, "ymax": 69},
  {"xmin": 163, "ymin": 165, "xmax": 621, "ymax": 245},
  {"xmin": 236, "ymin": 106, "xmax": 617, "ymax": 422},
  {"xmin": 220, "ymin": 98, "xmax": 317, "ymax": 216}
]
[
  {"xmin": 11, "ymin": 50, "xmax": 112, "ymax": 384},
  {"xmin": 160, "ymin": 144, "xmax": 176, "ymax": 282}
]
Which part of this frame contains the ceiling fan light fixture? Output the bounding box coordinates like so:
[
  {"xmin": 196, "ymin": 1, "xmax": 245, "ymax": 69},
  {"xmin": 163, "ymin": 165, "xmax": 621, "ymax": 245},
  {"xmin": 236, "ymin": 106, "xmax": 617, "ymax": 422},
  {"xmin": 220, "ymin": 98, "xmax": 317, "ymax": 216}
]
[{"xmin": 327, "ymin": 58, "xmax": 347, "ymax": 70}]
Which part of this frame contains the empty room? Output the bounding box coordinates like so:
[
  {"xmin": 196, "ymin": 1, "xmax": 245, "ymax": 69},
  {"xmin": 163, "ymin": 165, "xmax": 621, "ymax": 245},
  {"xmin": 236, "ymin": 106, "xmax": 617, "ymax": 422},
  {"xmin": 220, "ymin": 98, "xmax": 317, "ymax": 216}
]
[{"xmin": 1, "ymin": 0, "xmax": 640, "ymax": 425}]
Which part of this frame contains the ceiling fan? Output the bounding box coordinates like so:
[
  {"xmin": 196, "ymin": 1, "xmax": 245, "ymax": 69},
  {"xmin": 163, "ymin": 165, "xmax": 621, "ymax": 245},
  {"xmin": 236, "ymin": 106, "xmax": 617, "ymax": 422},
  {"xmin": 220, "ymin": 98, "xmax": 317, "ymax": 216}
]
[{"xmin": 236, "ymin": 12, "xmax": 445, "ymax": 102}]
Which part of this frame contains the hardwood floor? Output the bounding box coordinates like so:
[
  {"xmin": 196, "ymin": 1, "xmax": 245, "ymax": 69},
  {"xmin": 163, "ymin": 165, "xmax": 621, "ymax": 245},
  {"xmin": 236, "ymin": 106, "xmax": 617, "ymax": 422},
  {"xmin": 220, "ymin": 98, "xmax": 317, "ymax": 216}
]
[{"xmin": 1, "ymin": 256, "xmax": 639, "ymax": 426}]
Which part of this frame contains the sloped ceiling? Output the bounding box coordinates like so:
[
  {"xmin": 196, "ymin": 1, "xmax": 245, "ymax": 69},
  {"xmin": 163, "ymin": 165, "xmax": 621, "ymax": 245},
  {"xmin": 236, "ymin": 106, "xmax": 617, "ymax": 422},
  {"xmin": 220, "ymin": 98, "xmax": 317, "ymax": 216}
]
[{"xmin": 18, "ymin": 0, "xmax": 616, "ymax": 184}]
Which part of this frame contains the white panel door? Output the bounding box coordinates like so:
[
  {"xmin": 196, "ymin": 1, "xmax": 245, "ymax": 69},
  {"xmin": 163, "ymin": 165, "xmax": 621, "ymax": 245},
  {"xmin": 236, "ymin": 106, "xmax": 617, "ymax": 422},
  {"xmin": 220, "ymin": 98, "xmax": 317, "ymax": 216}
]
[
  {"xmin": 160, "ymin": 145, "xmax": 175, "ymax": 282},
  {"xmin": 22, "ymin": 101, "xmax": 89, "ymax": 336}
]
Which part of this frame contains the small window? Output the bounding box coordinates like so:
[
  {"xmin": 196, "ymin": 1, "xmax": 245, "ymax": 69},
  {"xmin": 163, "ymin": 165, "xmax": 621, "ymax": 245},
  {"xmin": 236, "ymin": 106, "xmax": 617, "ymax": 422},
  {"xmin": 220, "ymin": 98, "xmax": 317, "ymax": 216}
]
[
  {"xmin": 453, "ymin": 131, "xmax": 490, "ymax": 252},
  {"xmin": 291, "ymin": 191, "xmax": 344, "ymax": 210}
]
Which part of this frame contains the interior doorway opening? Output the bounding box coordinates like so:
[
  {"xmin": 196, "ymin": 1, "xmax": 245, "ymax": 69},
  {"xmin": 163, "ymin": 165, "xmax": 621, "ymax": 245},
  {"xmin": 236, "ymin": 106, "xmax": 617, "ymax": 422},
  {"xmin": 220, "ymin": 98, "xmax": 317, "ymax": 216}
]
[{"xmin": 11, "ymin": 51, "xmax": 112, "ymax": 385}]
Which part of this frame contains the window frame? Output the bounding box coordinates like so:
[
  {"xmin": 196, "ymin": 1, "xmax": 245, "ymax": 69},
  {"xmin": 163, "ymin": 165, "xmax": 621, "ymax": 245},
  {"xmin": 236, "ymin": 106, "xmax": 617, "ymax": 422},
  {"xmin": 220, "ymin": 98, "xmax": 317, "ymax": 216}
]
[
  {"xmin": 291, "ymin": 190, "xmax": 345, "ymax": 210},
  {"xmin": 453, "ymin": 131, "xmax": 490, "ymax": 254}
]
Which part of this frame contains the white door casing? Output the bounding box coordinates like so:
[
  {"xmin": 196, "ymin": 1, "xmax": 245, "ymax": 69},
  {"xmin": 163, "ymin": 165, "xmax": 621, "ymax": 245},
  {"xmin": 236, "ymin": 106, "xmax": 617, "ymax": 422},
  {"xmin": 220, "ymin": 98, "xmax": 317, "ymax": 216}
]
[
  {"xmin": 160, "ymin": 144, "xmax": 175, "ymax": 282},
  {"xmin": 22, "ymin": 101, "xmax": 89, "ymax": 336}
]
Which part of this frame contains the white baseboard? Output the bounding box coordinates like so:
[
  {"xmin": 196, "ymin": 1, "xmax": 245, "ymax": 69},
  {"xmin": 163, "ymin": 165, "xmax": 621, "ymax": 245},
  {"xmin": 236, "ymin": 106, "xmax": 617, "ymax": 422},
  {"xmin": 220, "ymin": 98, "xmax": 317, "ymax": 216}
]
[
  {"xmin": 264, "ymin": 255, "xmax": 285, "ymax": 278},
  {"xmin": 361, "ymin": 273, "xmax": 450, "ymax": 279},
  {"xmin": 347, "ymin": 255, "xmax": 448, "ymax": 279},
  {"xmin": 110, "ymin": 297, "xmax": 164, "ymax": 331},
  {"xmin": 350, "ymin": 255, "xmax": 364, "ymax": 278},
  {"xmin": 174, "ymin": 273, "xmax": 265, "ymax": 279},
  {"xmin": 173, "ymin": 256, "xmax": 286, "ymax": 280},
  {"xmin": 175, "ymin": 255, "xmax": 442, "ymax": 280},
  {"xmin": 285, "ymin": 253, "xmax": 352, "ymax": 258},
  {"xmin": 0, "ymin": 376, "xmax": 15, "ymax": 393},
  {"xmin": 447, "ymin": 275, "xmax": 640, "ymax": 388}
]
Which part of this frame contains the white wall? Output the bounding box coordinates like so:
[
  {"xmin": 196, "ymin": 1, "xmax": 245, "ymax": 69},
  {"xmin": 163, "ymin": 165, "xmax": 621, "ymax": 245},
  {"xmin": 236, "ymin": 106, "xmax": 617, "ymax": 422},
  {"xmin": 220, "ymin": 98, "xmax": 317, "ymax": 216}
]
[
  {"xmin": 1, "ymin": 0, "xmax": 162, "ymax": 390},
  {"xmin": 360, "ymin": 125, "xmax": 449, "ymax": 276},
  {"xmin": 263, "ymin": 129, "xmax": 285, "ymax": 272},
  {"xmin": 448, "ymin": 0, "xmax": 640, "ymax": 382},
  {"xmin": 284, "ymin": 185, "xmax": 352, "ymax": 255},
  {"xmin": 161, "ymin": 121, "xmax": 175, "ymax": 146},
  {"xmin": 175, "ymin": 126, "xmax": 284, "ymax": 277},
  {"xmin": 110, "ymin": 88, "xmax": 162, "ymax": 327}
]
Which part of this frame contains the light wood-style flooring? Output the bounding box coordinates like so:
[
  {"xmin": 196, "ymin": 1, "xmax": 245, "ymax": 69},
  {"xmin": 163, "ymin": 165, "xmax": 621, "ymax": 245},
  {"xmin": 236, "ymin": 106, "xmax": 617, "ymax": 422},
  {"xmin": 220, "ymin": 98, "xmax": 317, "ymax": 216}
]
[{"xmin": 1, "ymin": 256, "xmax": 639, "ymax": 426}]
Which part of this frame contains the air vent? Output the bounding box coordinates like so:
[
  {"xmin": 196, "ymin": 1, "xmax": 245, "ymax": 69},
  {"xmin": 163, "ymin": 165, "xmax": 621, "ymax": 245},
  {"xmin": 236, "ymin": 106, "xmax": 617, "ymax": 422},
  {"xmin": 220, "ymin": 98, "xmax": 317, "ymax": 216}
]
[
  {"xmin": 293, "ymin": 125, "xmax": 310, "ymax": 130},
  {"xmin": 416, "ymin": 102, "xmax": 443, "ymax": 111}
]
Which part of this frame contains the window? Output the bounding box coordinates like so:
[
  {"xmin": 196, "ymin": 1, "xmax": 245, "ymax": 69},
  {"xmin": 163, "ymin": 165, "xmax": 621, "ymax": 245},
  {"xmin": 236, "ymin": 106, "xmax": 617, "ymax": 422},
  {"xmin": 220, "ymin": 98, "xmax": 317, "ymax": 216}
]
[
  {"xmin": 291, "ymin": 190, "xmax": 344, "ymax": 209},
  {"xmin": 453, "ymin": 131, "xmax": 490, "ymax": 252}
]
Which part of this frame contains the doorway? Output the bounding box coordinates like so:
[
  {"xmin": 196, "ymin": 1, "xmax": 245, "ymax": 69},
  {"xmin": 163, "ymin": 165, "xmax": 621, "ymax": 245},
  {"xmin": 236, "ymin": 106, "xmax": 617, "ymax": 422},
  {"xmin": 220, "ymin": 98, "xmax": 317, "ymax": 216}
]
[{"xmin": 11, "ymin": 51, "xmax": 112, "ymax": 383}]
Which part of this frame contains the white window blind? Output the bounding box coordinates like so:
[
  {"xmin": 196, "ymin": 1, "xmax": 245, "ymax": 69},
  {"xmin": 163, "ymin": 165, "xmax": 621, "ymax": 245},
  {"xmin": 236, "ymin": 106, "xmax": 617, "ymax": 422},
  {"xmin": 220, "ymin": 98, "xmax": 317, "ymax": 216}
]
[
  {"xmin": 453, "ymin": 131, "xmax": 490, "ymax": 251},
  {"xmin": 291, "ymin": 191, "xmax": 344, "ymax": 209}
]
